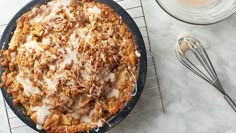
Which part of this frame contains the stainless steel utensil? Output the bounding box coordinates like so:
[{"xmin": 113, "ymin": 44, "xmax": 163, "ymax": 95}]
[{"xmin": 175, "ymin": 33, "xmax": 236, "ymax": 112}]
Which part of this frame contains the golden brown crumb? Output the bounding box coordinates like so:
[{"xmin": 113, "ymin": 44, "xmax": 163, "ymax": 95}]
[{"xmin": 0, "ymin": 0, "xmax": 138, "ymax": 132}]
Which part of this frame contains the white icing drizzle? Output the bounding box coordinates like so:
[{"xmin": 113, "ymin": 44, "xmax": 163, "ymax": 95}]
[
  {"xmin": 69, "ymin": 30, "xmax": 79, "ymax": 48},
  {"xmin": 71, "ymin": 112, "xmax": 80, "ymax": 119},
  {"xmin": 69, "ymin": 28, "xmax": 91, "ymax": 50},
  {"xmin": 94, "ymin": 127, "xmax": 100, "ymax": 132},
  {"xmin": 104, "ymin": 73, "xmax": 115, "ymax": 82},
  {"xmin": 42, "ymin": 37, "xmax": 51, "ymax": 45},
  {"xmin": 26, "ymin": 34, "xmax": 33, "ymax": 42},
  {"xmin": 80, "ymin": 70, "xmax": 93, "ymax": 80},
  {"xmin": 96, "ymin": 119, "xmax": 103, "ymax": 127},
  {"xmin": 60, "ymin": 48, "xmax": 79, "ymax": 68},
  {"xmin": 43, "ymin": 71, "xmax": 65, "ymax": 92},
  {"xmin": 131, "ymin": 83, "xmax": 137, "ymax": 97},
  {"xmin": 22, "ymin": 41, "xmax": 43, "ymax": 52},
  {"xmin": 81, "ymin": 115, "xmax": 103, "ymax": 127},
  {"xmin": 30, "ymin": 5, "xmax": 49, "ymax": 23},
  {"xmin": 81, "ymin": 115, "xmax": 91, "ymax": 123},
  {"xmin": 16, "ymin": 75, "xmax": 41, "ymax": 96},
  {"xmin": 48, "ymin": 65, "xmax": 56, "ymax": 71},
  {"xmin": 31, "ymin": 98, "xmax": 52, "ymax": 129},
  {"xmin": 30, "ymin": 0, "xmax": 73, "ymax": 23},
  {"xmin": 77, "ymin": 28, "xmax": 91, "ymax": 43},
  {"xmin": 88, "ymin": 6, "xmax": 101, "ymax": 14},
  {"xmin": 135, "ymin": 50, "xmax": 141, "ymax": 57},
  {"xmin": 102, "ymin": 119, "xmax": 112, "ymax": 127},
  {"xmin": 44, "ymin": 76, "xmax": 57, "ymax": 92},
  {"xmin": 108, "ymin": 73, "xmax": 115, "ymax": 82},
  {"xmin": 36, "ymin": 124, "xmax": 43, "ymax": 130},
  {"xmin": 93, "ymin": 119, "xmax": 103, "ymax": 132},
  {"xmin": 107, "ymin": 89, "xmax": 120, "ymax": 99},
  {"xmin": 2, "ymin": 42, "xmax": 6, "ymax": 49},
  {"xmin": 94, "ymin": 119, "xmax": 103, "ymax": 132}
]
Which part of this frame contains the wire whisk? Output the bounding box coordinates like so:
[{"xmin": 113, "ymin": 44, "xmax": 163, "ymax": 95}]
[{"xmin": 175, "ymin": 33, "xmax": 236, "ymax": 112}]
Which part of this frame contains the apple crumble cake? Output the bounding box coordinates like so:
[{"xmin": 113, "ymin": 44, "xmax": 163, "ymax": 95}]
[{"xmin": 0, "ymin": 0, "xmax": 140, "ymax": 132}]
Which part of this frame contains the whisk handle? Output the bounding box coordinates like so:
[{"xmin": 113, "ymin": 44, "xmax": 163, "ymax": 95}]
[{"xmin": 224, "ymin": 94, "xmax": 236, "ymax": 112}]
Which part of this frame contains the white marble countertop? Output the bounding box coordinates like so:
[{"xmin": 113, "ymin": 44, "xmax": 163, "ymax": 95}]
[
  {"xmin": 143, "ymin": 0, "xmax": 236, "ymax": 133},
  {"xmin": 1, "ymin": 0, "xmax": 236, "ymax": 133}
]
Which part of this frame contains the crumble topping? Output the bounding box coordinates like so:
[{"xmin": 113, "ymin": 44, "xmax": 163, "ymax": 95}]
[{"xmin": 0, "ymin": 0, "xmax": 140, "ymax": 132}]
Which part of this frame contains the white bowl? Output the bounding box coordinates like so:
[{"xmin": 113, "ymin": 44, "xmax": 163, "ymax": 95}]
[{"xmin": 155, "ymin": 0, "xmax": 236, "ymax": 25}]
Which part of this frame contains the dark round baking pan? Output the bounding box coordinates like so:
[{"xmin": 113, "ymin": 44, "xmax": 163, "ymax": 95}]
[{"xmin": 0, "ymin": 0, "xmax": 147, "ymax": 132}]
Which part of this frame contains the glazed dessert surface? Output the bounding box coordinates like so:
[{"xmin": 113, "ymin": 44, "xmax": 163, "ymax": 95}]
[{"xmin": 0, "ymin": 0, "xmax": 139, "ymax": 132}]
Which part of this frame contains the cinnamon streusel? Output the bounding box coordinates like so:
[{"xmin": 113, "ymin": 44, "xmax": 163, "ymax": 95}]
[{"xmin": 0, "ymin": 0, "xmax": 140, "ymax": 132}]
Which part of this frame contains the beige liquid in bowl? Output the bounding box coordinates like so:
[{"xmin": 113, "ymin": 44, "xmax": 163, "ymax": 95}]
[{"xmin": 179, "ymin": 0, "xmax": 211, "ymax": 6}]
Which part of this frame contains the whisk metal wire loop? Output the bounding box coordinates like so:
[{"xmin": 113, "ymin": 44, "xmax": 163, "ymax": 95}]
[{"xmin": 175, "ymin": 35, "xmax": 236, "ymax": 112}]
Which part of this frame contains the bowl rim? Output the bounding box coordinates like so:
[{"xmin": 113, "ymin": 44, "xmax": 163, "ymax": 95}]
[
  {"xmin": 0, "ymin": 0, "xmax": 147, "ymax": 132},
  {"xmin": 155, "ymin": 0, "xmax": 236, "ymax": 25}
]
